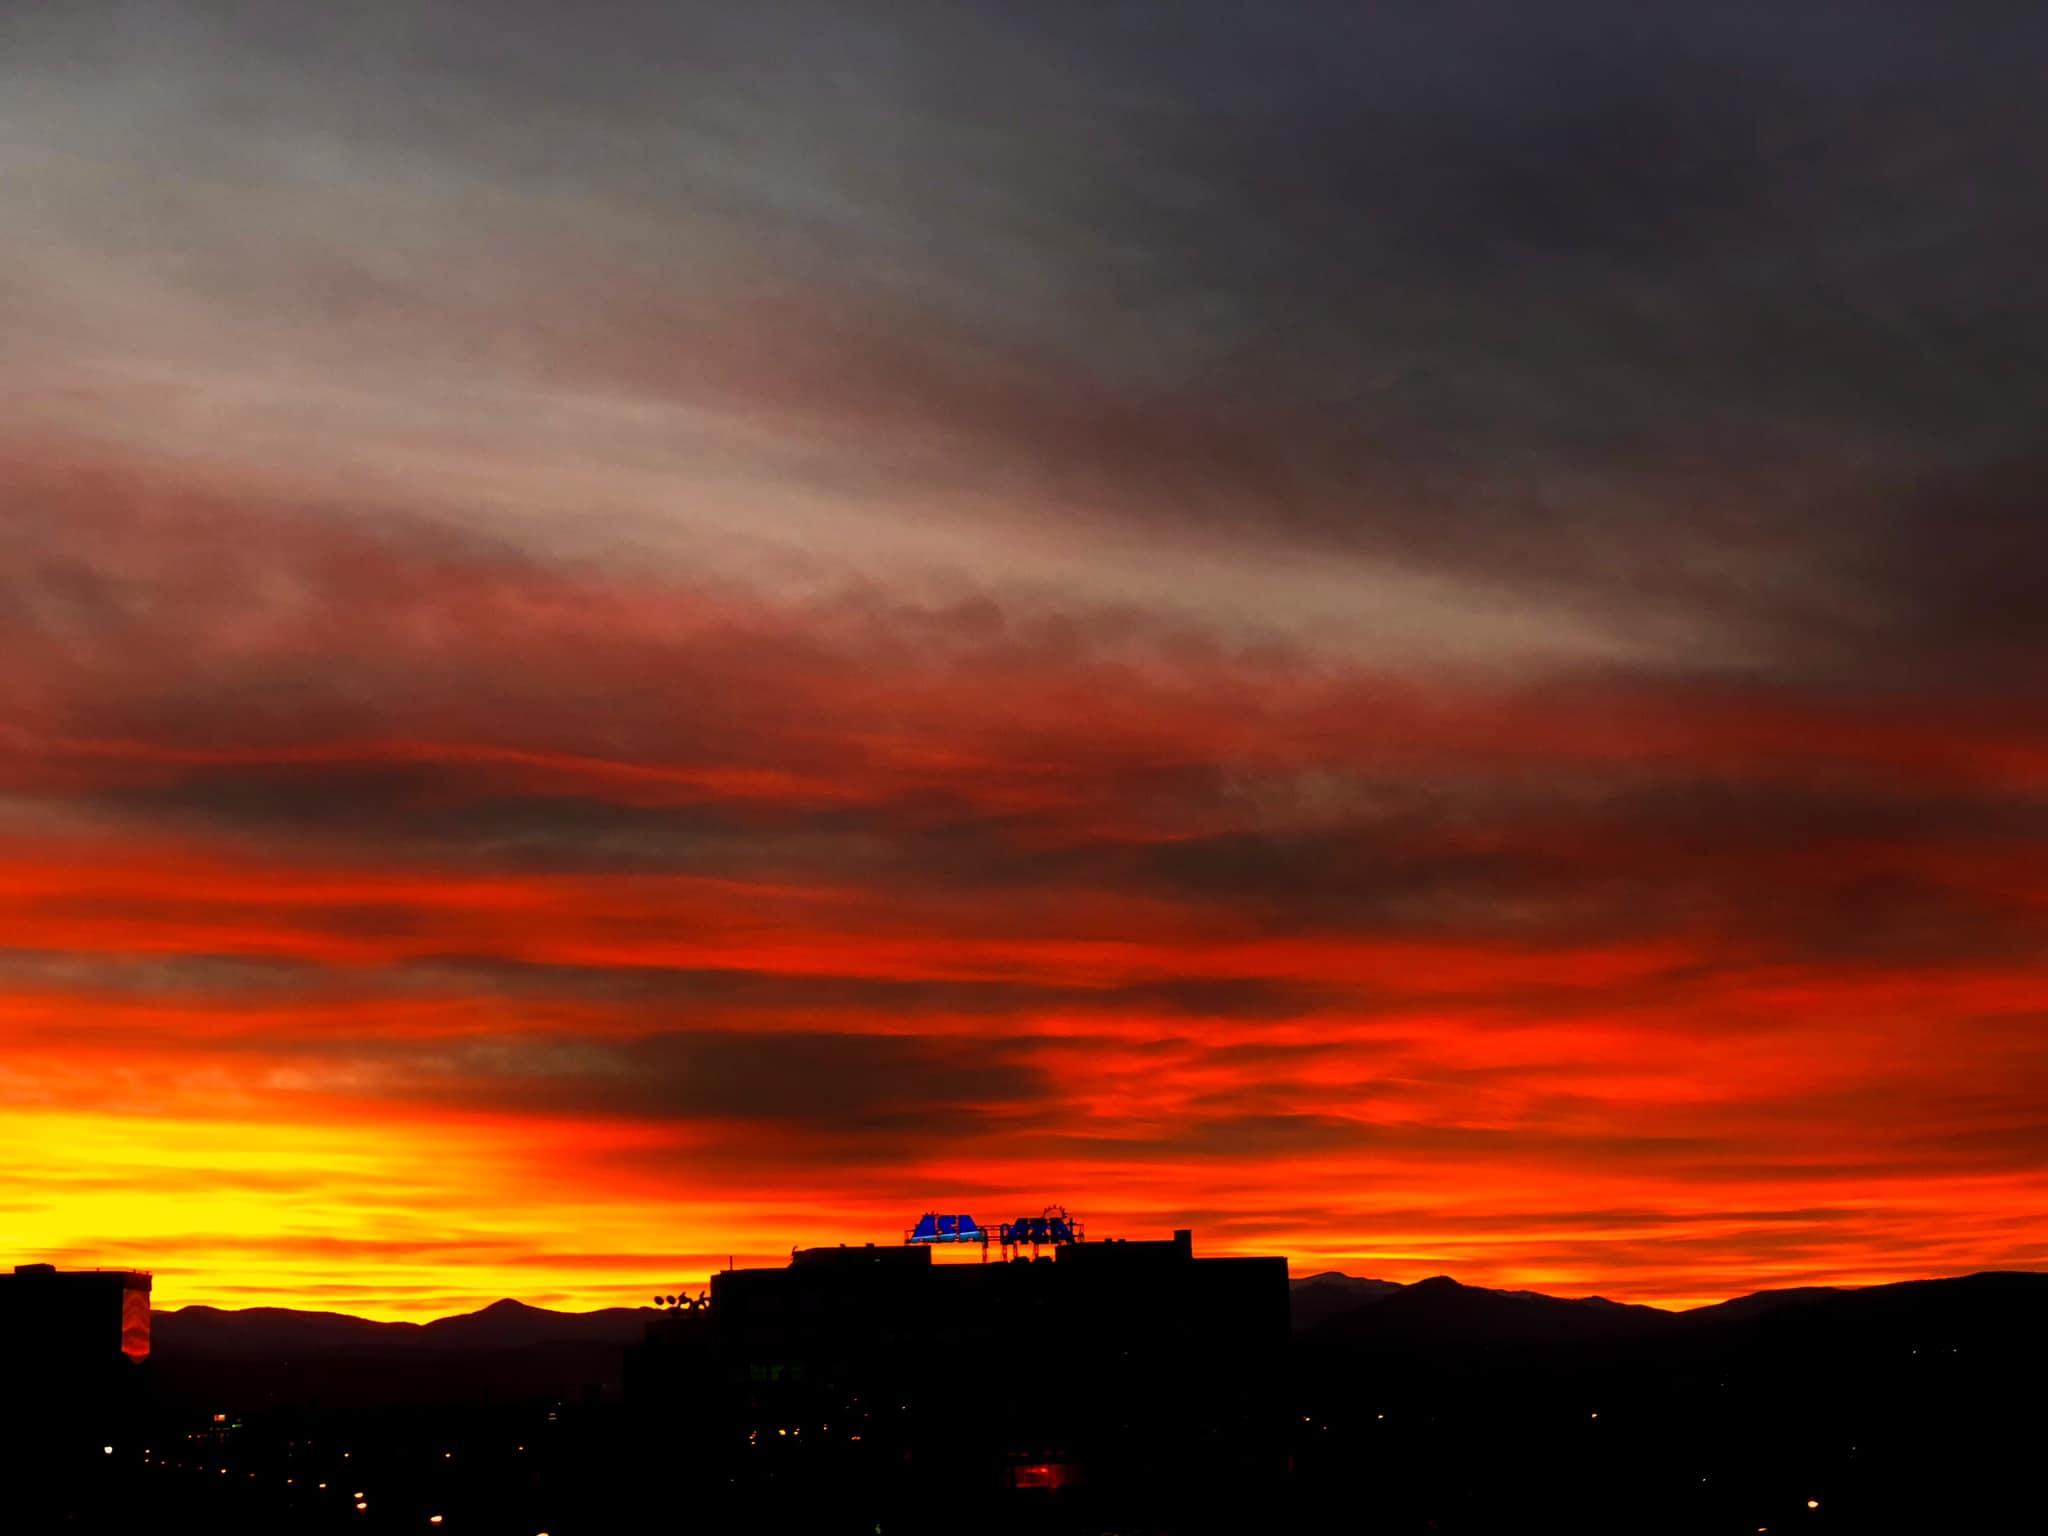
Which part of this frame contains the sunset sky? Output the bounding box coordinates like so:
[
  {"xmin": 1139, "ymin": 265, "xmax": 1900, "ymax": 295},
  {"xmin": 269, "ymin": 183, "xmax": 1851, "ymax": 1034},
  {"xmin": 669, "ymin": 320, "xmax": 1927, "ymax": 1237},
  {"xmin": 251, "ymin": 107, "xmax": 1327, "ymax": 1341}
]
[{"xmin": 5, "ymin": 2, "xmax": 2045, "ymax": 1319}]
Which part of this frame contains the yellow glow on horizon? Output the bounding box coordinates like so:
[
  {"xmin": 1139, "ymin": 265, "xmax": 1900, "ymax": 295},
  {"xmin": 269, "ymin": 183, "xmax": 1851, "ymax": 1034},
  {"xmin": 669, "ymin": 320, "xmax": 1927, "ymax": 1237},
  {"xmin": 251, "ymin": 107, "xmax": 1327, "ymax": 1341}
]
[{"xmin": 2, "ymin": 1102, "xmax": 900, "ymax": 1318}]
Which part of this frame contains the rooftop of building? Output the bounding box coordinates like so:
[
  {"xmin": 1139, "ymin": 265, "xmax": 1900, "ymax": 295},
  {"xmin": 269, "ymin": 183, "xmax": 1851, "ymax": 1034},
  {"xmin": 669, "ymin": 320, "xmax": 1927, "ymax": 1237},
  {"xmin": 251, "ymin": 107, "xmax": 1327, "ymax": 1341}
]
[{"xmin": 3, "ymin": 1263, "xmax": 153, "ymax": 1288}]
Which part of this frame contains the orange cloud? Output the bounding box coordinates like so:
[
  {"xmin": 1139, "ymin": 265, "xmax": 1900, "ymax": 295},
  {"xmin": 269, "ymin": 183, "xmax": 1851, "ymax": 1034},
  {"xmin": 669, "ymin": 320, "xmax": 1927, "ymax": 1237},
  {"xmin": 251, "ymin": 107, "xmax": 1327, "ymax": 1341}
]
[{"xmin": 2, "ymin": 450, "xmax": 2044, "ymax": 1318}]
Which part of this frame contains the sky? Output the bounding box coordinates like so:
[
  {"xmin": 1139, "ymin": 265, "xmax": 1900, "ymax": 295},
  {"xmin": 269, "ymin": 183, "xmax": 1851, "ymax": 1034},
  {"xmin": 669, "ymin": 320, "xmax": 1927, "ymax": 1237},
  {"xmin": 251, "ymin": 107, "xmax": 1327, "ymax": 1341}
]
[{"xmin": 4, "ymin": 1, "xmax": 2045, "ymax": 1318}]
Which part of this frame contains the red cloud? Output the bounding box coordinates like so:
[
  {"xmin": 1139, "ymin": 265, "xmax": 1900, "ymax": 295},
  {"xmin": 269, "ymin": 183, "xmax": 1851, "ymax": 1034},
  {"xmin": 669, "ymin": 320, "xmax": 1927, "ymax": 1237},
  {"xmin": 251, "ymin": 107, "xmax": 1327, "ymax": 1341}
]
[{"xmin": 2, "ymin": 449, "xmax": 2044, "ymax": 1317}]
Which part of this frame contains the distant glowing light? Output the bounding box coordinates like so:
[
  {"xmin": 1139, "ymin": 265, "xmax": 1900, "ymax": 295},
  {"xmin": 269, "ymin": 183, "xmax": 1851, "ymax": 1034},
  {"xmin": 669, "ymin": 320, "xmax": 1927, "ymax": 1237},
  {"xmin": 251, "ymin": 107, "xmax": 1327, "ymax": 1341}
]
[
  {"xmin": 357, "ymin": 1503, "xmax": 369, "ymax": 1512},
  {"xmin": 430, "ymin": 1518, "xmax": 445, "ymax": 1526},
  {"xmin": 1807, "ymin": 1500, "xmax": 1820, "ymax": 1510},
  {"xmin": 102, "ymin": 1446, "xmax": 113, "ymax": 1455}
]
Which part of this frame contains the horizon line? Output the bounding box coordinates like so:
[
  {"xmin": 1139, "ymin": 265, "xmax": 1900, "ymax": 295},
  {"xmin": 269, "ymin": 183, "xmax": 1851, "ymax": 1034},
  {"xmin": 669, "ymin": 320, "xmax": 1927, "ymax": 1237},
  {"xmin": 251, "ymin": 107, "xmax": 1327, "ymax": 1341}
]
[{"xmin": 130, "ymin": 1263, "xmax": 2048, "ymax": 1328}]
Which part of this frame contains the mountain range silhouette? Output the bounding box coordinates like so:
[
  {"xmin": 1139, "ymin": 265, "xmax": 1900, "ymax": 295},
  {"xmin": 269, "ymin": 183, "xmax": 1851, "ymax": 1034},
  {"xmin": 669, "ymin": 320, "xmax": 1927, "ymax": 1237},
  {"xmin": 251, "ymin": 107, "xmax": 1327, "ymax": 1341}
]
[
  {"xmin": 150, "ymin": 1267, "xmax": 2047, "ymax": 1392},
  {"xmin": 155, "ymin": 1295, "xmax": 648, "ymax": 1359}
]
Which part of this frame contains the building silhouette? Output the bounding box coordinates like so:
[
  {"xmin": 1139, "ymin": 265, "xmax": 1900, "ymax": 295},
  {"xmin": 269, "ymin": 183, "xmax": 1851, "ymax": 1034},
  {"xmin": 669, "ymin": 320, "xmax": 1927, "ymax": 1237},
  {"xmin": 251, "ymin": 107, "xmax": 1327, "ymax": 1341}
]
[
  {"xmin": 1, "ymin": 1263, "xmax": 153, "ymax": 1523},
  {"xmin": 1, "ymin": 1262, "xmax": 153, "ymax": 1370},
  {"xmin": 636, "ymin": 1221, "xmax": 1289, "ymax": 1529}
]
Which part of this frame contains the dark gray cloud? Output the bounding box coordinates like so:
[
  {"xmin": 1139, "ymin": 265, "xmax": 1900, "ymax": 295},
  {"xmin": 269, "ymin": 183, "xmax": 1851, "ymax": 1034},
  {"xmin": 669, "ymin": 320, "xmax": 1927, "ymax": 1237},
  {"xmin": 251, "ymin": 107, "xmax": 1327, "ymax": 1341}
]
[
  {"xmin": 0, "ymin": 946, "xmax": 1339, "ymax": 1028},
  {"xmin": 12, "ymin": 2, "xmax": 2045, "ymax": 682},
  {"xmin": 61, "ymin": 730, "xmax": 2048, "ymax": 971},
  {"xmin": 366, "ymin": 1028, "xmax": 1055, "ymax": 1155}
]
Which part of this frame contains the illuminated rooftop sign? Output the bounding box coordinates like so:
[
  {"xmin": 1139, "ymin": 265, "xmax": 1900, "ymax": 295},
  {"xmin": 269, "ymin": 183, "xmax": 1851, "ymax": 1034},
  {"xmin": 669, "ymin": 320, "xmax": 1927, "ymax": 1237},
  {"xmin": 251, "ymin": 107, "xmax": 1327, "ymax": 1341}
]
[{"xmin": 906, "ymin": 1212, "xmax": 986, "ymax": 1245}]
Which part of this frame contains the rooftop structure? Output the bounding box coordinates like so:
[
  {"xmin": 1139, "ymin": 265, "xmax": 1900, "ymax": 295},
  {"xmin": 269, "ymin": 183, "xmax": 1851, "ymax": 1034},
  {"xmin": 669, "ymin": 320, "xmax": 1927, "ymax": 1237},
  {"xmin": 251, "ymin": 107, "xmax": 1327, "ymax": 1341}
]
[
  {"xmin": 906, "ymin": 1211, "xmax": 987, "ymax": 1246},
  {"xmin": 998, "ymin": 1204, "xmax": 1083, "ymax": 1254}
]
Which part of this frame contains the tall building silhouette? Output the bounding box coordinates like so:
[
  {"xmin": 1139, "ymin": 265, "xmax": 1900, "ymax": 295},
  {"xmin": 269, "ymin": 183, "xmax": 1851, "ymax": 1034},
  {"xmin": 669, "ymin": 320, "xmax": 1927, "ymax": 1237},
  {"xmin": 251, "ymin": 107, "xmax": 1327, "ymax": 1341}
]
[
  {"xmin": 1, "ymin": 1263, "xmax": 153, "ymax": 1523},
  {"xmin": 637, "ymin": 1222, "xmax": 1289, "ymax": 1527},
  {"xmin": 0, "ymin": 1262, "xmax": 153, "ymax": 1370}
]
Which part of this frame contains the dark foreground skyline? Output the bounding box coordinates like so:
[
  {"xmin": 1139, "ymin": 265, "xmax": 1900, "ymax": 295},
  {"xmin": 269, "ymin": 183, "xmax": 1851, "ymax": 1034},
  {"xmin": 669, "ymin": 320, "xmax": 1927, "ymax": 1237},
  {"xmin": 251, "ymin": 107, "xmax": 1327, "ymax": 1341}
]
[{"xmin": 14, "ymin": 1245, "xmax": 2046, "ymax": 1533}]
